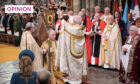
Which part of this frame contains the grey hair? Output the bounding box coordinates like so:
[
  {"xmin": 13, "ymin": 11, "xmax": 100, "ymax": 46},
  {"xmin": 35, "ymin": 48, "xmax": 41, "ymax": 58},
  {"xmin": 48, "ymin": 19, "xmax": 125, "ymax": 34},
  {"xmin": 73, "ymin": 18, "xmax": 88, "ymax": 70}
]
[
  {"xmin": 48, "ymin": 29, "xmax": 55, "ymax": 36},
  {"xmin": 95, "ymin": 6, "xmax": 100, "ymax": 9},
  {"xmin": 25, "ymin": 22, "xmax": 35, "ymax": 30},
  {"xmin": 73, "ymin": 15, "xmax": 82, "ymax": 25},
  {"xmin": 105, "ymin": 7, "xmax": 110, "ymax": 12},
  {"xmin": 130, "ymin": 25, "xmax": 138, "ymax": 32},
  {"xmin": 78, "ymin": 11, "xmax": 84, "ymax": 17},
  {"xmin": 37, "ymin": 69, "xmax": 51, "ymax": 82}
]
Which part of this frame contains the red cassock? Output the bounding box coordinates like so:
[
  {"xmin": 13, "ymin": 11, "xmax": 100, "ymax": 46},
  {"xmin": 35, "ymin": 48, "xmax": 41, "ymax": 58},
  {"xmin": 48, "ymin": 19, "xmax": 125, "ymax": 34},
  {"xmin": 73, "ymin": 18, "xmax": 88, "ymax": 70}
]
[
  {"xmin": 88, "ymin": 20, "xmax": 106, "ymax": 65},
  {"xmin": 83, "ymin": 16, "xmax": 92, "ymax": 64},
  {"xmin": 87, "ymin": 20, "xmax": 106, "ymax": 64},
  {"xmin": 55, "ymin": 20, "xmax": 62, "ymax": 40},
  {"xmin": 91, "ymin": 20, "xmax": 106, "ymax": 32},
  {"xmin": 55, "ymin": 20, "xmax": 62, "ymax": 30}
]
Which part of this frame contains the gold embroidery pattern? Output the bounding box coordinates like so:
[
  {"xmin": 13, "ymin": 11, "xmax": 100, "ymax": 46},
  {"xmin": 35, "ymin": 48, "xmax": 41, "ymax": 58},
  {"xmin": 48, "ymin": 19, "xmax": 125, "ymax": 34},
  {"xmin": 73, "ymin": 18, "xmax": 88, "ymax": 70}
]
[
  {"xmin": 47, "ymin": 15, "xmax": 53, "ymax": 24},
  {"xmin": 102, "ymin": 22, "xmax": 117, "ymax": 65},
  {"xmin": 64, "ymin": 28, "xmax": 84, "ymax": 39},
  {"xmin": 109, "ymin": 31, "xmax": 120, "ymax": 64},
  {"xmin": 63, "ymin": 25, "xmax": 85, "ymax": 58},
  {"xmin": 70, "ymin": 36, "xmax": 84, "ymax": 58}
]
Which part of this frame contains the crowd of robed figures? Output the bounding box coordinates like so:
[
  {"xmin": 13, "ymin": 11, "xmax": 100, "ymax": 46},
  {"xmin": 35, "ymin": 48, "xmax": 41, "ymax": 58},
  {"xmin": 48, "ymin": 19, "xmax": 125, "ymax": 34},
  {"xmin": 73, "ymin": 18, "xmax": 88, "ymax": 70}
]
[{"xmin": 4, "ymin": 2, "xmax": 140, "ymax": 84}]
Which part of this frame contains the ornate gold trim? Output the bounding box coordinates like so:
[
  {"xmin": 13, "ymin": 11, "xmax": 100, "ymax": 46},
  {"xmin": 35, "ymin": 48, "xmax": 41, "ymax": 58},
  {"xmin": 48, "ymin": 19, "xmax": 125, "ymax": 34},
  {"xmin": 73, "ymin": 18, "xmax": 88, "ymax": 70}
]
[
  {"xmin": 70, "ymin": 36, "xmax": 84, "ymax": 58},
  {"xmin": 102, "ymin": 22, "xmax": 117, "ymax": 64},
  {"xmin": 109, "ymin": 31, "xmax": 120, "ymax": 64},
  {"xmin": 75, "ymin": 24, "xmax": 85, "ymax": 29},
  {"xmin": 59, "ymin": 30, "xmax": 64, "ymax": 35},
  {"xmin": 72, "ymin": 37, "xmax": 83, "ymax": 54},
  {"xmin": 64, "ymin": 28, "xmax": 84, "ymax": 39},
  {"xmin": 47, "ymin": 15, "xmax": 53, "ymax": 24}
]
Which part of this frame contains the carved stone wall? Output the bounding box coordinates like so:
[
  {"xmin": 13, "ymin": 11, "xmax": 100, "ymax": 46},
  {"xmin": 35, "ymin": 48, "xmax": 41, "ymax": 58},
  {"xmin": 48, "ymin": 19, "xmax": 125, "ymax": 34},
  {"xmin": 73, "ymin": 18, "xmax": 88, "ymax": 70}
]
[{"xmin": 73, "ymin": 0, "xmax": 110, "ymax": 16}]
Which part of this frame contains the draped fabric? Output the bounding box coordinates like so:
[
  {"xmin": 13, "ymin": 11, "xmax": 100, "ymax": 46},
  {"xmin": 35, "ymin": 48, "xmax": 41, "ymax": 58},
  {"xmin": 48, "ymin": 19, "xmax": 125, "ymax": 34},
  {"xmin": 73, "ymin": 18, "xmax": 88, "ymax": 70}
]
[
  {"xmin": 83, "ymin": 16, "xmax": 92, "ymax": 64},
  {"xmin": 32, "ymin": 16, "xmax": 48, "ymax": 47},
  {"xmin": 55, "ymin": 22, "xmax": 88, "ymax": 84},
  {"xmin": 20, "ymin": 31, "xmax": 43, "ymax": 72},
  {"xmin": 119, "ymin": 35, "xmax": 140, "ymax": 84}
]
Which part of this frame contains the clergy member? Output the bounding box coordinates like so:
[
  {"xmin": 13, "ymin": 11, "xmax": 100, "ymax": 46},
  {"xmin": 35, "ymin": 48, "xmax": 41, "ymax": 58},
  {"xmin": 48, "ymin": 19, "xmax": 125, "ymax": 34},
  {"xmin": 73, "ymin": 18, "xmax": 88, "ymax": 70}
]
[
  {"xmin": 90, "ymin": 6, "xmax": 103, "ymax": 21},
  {"xmin": 79, "ymin": 10, "xmax": 92, "ymax": 64},
  {"xmin": 99, "ymin": 15, "xmax": 122, "ymax": 70},
  {"xmin": 55, "ymin": 15, "xmax": 88, "ymax": 84},
  {"xmin": 81, "ymin": 8, "xmax": 91, "ymax": 29},
  {"xmin": 101, "ymin": 7, "xmax": 111, "ymax": 23},
  {"xmin": 119, "ymin": 26, "xmax": 140, "ymax": 84},
  {"xmin": 55, "ymin": 10, "xmax": 62, "ymax": 32},
  {"xmin": 86, "ymin": 13, "xmax": 106, "ymax": 65},
  {"xmin": 20, "ymin": 22, "xmax": 43, "ymax": 71},
  {"xmin": 41, "ymin": 29, "xmax": 65, "ymax": 84},
  {"xmin": 55, "ymin": 10, "xmax": 62, "ymax": 40}
]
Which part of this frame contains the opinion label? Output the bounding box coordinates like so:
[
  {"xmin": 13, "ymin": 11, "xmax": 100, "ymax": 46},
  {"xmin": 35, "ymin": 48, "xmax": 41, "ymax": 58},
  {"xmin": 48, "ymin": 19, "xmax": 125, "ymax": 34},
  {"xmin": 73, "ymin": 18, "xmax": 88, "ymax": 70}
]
[{"xmin": 5, "ymin": 5, "xmax": 33, "ymax": 13}]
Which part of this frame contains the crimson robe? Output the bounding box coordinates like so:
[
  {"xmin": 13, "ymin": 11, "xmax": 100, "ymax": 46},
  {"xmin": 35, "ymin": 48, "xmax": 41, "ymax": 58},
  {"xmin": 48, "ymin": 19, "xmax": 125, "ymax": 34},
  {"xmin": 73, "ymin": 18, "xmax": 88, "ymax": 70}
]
[
  {"xmin": 136, "ymin": 39, "xmax": 140, "ymax": 84},
  {"xmin": 55, "ymin": 20, "xmax": 62, "ymax": 30},
  {"xmin": 119, "ymin": 34, "xmax": 140, "ymax": 84},
  {"xmin": 55, "ymin": 20, "xmax": 62, "ymax": 40},
  {"xmin": 83, "ymin": 16, "xmax": 92, "ymax": 64},
  {"xmin": 88, "ymin": 20, "xmax": 106, "ymax": 65}
]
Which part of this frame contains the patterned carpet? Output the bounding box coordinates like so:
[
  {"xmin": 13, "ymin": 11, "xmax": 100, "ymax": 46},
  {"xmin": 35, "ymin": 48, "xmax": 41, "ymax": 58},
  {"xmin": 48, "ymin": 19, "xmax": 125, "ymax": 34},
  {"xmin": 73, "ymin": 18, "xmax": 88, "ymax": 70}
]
[{"xmin": 0, "ymin": 44, "xmax": 20, "ymax": 63}]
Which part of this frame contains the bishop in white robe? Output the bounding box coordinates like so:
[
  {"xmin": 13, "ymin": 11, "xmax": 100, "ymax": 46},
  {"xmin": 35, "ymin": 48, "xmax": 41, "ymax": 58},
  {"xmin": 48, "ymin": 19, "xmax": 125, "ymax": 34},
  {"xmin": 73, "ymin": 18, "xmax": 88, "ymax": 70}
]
[{"xmin": 99, "ymin": 15, "xmax": 122, "ymax": 70}]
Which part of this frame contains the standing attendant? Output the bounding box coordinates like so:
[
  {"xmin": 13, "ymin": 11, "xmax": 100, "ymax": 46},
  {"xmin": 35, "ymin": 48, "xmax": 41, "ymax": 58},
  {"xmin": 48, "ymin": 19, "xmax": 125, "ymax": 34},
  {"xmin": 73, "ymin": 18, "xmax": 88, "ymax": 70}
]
[
  {"xmin": 99, "ymin": 15, "xmax": 122, "ymax": 70},
  {"xmin": 55, "ymin": 16, "xmax": 88, "ymax": 84},
  {"xmin": 6, "ymin": 13, "xmax": 14, "ymax": 35},
  {"xmin": 86, "ymin": 13, "xmax": 106, "ymax": 65},
  {"xmin": 101, "ymin": 7, "xmax": 111, "ymax": 23},
  {"xmin": 0, "ymin": 10, "xmax": 7, "ymax": 33},
  {"xmin": 20, "ymin": 22, "xmax": 43, "ymax": 71}
]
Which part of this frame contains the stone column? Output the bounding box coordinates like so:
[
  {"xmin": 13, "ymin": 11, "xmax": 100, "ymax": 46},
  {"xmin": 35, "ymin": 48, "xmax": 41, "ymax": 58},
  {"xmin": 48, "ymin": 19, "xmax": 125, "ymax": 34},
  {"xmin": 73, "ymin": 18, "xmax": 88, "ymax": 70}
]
[
  {"xmin": 89, "ymin": 0, "xmax": 95, "ymax": 17},
  {"xmin": 85, "ymin": 0, "xmax": 89, "ymax": 16},
  {"xmin": 97, "ymin": 0, "xmax": 110, "ymax": 13},
  {"xmin": 73, "ymin": 0, "xmax": 81, "ymax": 14},
  {"xmin": 106, "ymin": 0, "xmax": 110, "ymax": 8}
]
